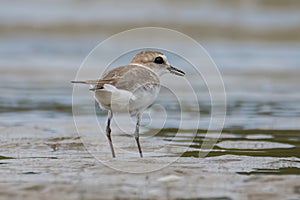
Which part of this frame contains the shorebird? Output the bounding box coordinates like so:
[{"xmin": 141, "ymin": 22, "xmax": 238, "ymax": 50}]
[{"xmin": 72, "ymin": 50, "xmax": 185, "ymax": 158}]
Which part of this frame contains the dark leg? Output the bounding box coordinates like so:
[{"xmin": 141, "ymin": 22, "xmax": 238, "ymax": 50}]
[
  {"xmin": 134, "ymin": 113, "xmax": 143, "ymax": 158},
  {"xmin": 106, "ymin": 110, "xmax": 115, "ymax": 158}
]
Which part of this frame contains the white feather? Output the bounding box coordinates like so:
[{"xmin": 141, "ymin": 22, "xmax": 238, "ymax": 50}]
[{"xmin": 94, "ymin": 84, "xmax": 135, "ymax": 112}]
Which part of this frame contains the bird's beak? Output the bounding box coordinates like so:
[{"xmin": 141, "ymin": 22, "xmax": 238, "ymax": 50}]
[{"xmin": 167, "ymin": 65, "xmax": 185, "ymax": 76}]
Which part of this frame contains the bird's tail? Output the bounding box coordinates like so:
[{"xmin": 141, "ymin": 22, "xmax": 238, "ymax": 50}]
[
  {"xmin": 71, "ymin": 79, "xmax": 113, "ymax": 85},
  {"xmin": 71, "ymin": 80, "xmax": 89, "ymax": 84},
  {"xmin": 71, "ymin": 80, "xmax": 102, "ymax": 84},
  {"xmin": 71, "ymin": 80, "xmax": 112, "ymax": 91}
]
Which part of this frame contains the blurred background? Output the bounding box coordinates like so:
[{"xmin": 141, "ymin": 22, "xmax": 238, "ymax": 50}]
[{"xmin": 0, "ymin": 0, "xmax": 299, "ymax": 160}]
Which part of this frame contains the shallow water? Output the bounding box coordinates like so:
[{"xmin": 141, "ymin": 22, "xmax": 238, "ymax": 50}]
[{"xmin": 1, "ymin": 1, "xmax": 300, "ymax": 178}]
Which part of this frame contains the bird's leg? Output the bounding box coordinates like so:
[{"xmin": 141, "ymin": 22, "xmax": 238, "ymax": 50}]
[
  {"xmin": 106, "ymin": 110, "xmax": 116, "ymax": 158},
  {"xmin": 134, "ymin": 113, "xmax": 143, "ymax": 158}
]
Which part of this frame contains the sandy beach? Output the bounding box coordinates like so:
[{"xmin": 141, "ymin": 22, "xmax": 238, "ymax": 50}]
[{"xmin": 0, "ymin": 117, "xmax": 299, "ymax": 199}]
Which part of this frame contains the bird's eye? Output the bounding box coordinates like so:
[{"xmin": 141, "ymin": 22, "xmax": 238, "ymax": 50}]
[{"xmin": 154, "ymin": 56, "xmax": 164, "ymax": 64}]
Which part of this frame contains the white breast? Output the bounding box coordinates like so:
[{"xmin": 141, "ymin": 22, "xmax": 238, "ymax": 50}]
[{"xmin": 129, "ymin": 84, "xmax": 160, "ymax": 115}]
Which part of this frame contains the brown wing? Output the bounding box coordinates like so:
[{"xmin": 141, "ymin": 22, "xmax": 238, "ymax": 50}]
[
  {"xmin": 99, "ymin": 65, "xmax": 160, "ymax": 92},
  {"xmin": 72, "ymin": 65, "xmax": 160, "ymax": 92}
]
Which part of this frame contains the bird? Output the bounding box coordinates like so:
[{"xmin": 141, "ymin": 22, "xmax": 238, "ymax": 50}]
[{"xmin": 71, "ymin": 50, "xmax": 185, "ymax": 158}]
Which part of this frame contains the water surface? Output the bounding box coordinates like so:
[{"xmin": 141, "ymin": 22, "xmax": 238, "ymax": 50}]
[{"xmin": 0, "ymin": 0, "xmax": 300, "ymax": 176}]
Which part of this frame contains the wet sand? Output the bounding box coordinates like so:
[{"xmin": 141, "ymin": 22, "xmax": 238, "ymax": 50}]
[{"xmin": 1, "ymin": 118, "xmax": 299, "ymax": 200}]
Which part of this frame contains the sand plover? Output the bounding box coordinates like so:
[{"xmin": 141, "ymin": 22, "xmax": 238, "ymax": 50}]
[{"xmin": 72, "ymin": 50, "xmax": 185, "ymax": 157}]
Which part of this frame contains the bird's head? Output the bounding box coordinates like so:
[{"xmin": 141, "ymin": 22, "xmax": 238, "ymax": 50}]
[{"xmin": 130, "ymin": 50, "xmax": 185, "ymax": 77}]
